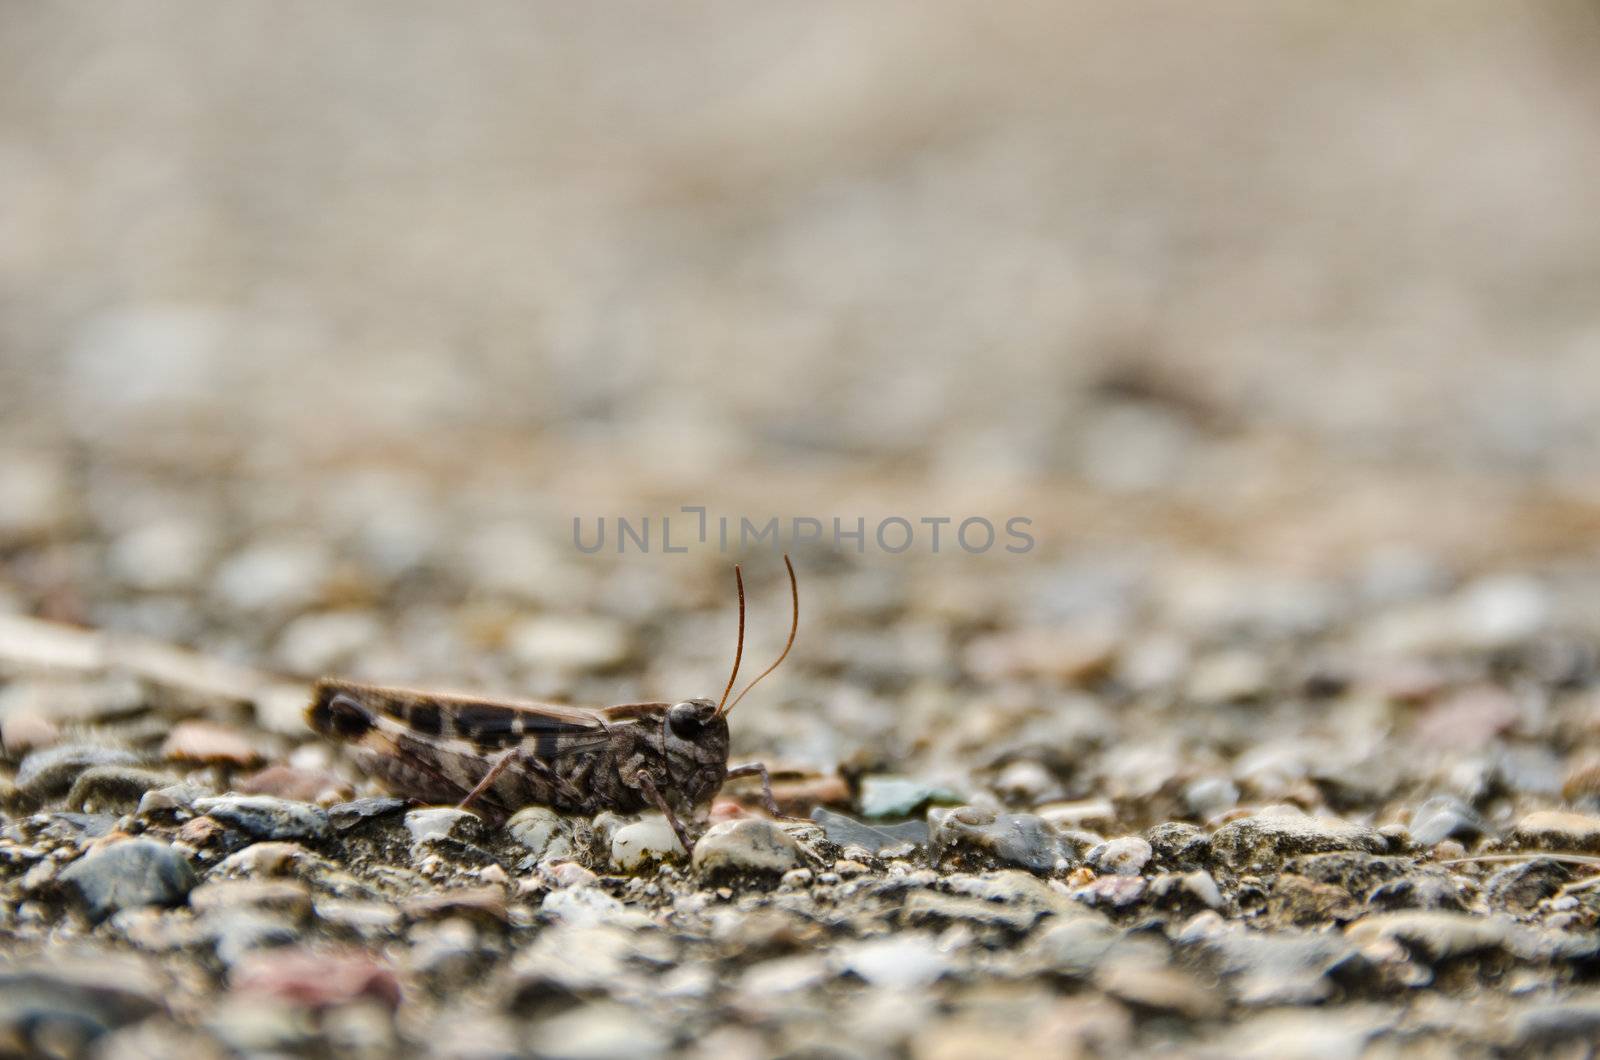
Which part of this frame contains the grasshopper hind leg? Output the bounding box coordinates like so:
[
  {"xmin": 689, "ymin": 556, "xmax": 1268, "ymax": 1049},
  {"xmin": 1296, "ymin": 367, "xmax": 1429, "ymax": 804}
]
[{"xmin": 457, "ymin": 746, "xmax": 522, "ymax": 815}]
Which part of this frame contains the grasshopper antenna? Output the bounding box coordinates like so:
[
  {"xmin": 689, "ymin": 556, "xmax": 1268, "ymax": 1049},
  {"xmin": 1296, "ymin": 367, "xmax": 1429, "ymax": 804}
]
[
  {"xmin": 722, "ymin": 554, "xmax": 797, "ymax": 716},
  {"xmin": 715, "ymin": 565, "xmax": 746, "ymax": 713}
]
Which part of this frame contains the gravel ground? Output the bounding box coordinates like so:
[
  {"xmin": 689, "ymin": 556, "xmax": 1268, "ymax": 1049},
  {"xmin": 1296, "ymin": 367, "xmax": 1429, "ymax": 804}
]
[
  {"xmin": 7, "ymin": 533, "xmax": 1600, "ymax": 1057},
  {"xmin": 6, "ymin": 4, "xmax": 1600, "ymax": 1058}
]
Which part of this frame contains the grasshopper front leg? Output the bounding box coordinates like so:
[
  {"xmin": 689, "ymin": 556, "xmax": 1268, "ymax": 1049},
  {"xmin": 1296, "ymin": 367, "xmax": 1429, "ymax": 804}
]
[
  {"xmin": 725, "ymin": 762, "xmax": 807, "ymax": 821},
  {"xmin": 634, "ymin": 769, "xmax": 695, "ymax": 857}
]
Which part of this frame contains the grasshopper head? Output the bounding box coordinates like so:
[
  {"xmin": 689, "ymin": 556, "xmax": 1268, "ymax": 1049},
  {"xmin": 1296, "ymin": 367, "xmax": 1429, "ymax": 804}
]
[{"xmin": 662, "ymin": 697, "xmax": 731, "ymax": 808}]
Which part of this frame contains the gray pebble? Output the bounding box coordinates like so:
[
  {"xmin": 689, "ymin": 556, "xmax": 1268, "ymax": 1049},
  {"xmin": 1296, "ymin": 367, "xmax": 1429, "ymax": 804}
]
[
  {"xmin": 315, "ymin": 899, "xmax": 403, "ymax": 935},
  {"xmin": 507, "ymin": 806, "xmax": 575, "ymax": 861},
  {"xmin": 27, "ymin": 811, "xmax": 120, "ymax": 840},
  {"xmin": 405, "ymin": 806, "xmax": 486, "ymax": 844},
  {"xmin": 1088, "ymin": 836, "xmax": 1153, "ymax": 876},
  {"xmin": 205, "ymin": 909, "xmax": 303, "ymax": 968},
  {"xmin": 1183, "ymin": 777, "xmax": 1240, "ymax": 820},
  {"xmin": 832, "ymin": 935, "xmax": 949, "ymax": 989},
  {"xmin": 1408, "ymin": 795, "xmax": 1486, "ymax": 847},
  {"xmin": 1512, "ymin": 810, "xmax": 1600, "ymax": 853},
  {"xmin": 1484, "ymin": 858, "xmax": 1572, "ymax": 913},
  {"xmin": 1145, "ymin": 822, "xmax": 1210, "ymax": 868},
  {"xmin": 507, "ymin": 924, "xmax": 652, "ymax": 1003},
  {"xmin": 611, "ymin": 815, "xmax": 684, "ymax": 870},
  {"xmin": 137, "ymin": 783, "xmax": 212, "ymax": 817},
  {"xmin": 1209, "ymin": 810, "xmax": 1385, "ymax": 872},
  {"xmin": 0, "ymin": 956, "xmax": 164, "ymax": 1058},
  {"xmin": 211, "ymin": 540, "xmax": 331, "ymax": 614},
  {"xmin": 507, "ymin": 615, "xmax": 632, "ymax": 673},
  {"xmin": 192, "ymin": 795, "xmax": 331, "ymax": 841},
  {"xmin": 811, "ymin": 807, "xmax": 928, "ymax": 855},
  {"xmin": 930, "ymin": 807, "xmax": 1075, "ymax": 874},
  {"xmin": 692, "ymin": 819, "xmax": 803, "ymax": 875},
  {"xmin": 1511, "ymin": 1001, "xmax": 1600, "ymax": 1049},
  {"xmin": 67, "ymin": 766, "xmax": 180, "ymax": 814},
  {"xmin": 902, "ymin": 890, "xmax": 1051, "ymax": 933},
  {"xmin": 328, "ymin": 796, "xmax": 408, "ymax": 831},
  {"xmin": 1023, "ymin": 916, "xmax": 1122, "ymax": 978},
  {"xmin": 942, "ymin": 869, "xmax": 1068, "ymax": 911},
  {"xmin": 1345, "ymin": 910, "xmax": 1515, "ymax": 964},
  {"xmin": 1191, "ymin": 922, "xmax": 1364, "ymax": 1005},
  {"xmin": 59, "ymin": 839, "xmax": 196, "ymax": 922},
  {"xmin": 859, "ymin": 775, "xmax": 960, "ymax": 818},
  {"xmin": 204, "ymin": 994, "xmax": 315, "ymax": 1054},
  {"xmin": 1181, "ymin": 870, "xmax": 1224, "ymax": 909},
  {"xmin": 540, "ymin": 887, "xmax": 651, "ymax": 930},
  {"xmin": 15, "ymin": 744, "xmax": 141, "ymax": 801},
  {"xmin": 526, "ymin": 1001, "xmax": 668, "ymax": 1060},
  {"xmin": 1365, "ymin": 871, "xmax": 1473, "ymax": 912},
  {"xmin": 1096, "ymin": 953, "xmax": 1224, "ymax": 1020},
  {"xmin": 189, "ymin": 879, "xmax": 313, "ymax": 920}
]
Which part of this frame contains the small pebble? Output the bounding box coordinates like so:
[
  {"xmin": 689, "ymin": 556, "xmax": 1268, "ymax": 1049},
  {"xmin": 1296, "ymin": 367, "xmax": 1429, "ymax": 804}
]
[
  {"xmin": 1088, "ymin": 836, "xmax": 1153, "ymax": 876},
  {"xmin": 215, "ymin": 841, "xmax": 315, "ymax": 876},
  {"xmin": 138, "ymin": 783, "xmax": 210, "ymax": 817},
  {"xmin": 190, "ymin": 879, "xmax": 314, "ymax": 920},
  {"xmin": 527, "ymin": 1001, "xmax": 668, "ymax": 1060},
  {"xmin": 404, "ymin": 807, "xmax": 485, "ymax": 844},
  {"xmin": 692, "ymin": 819, "xmax": 804, "ymax": 875},
  {"xmin": 315, "ymin": 899, "xmax": 403, "ymax": 934},
  {"xmin": 811, "ymin": 807, "xmax": 929, "ymax": 854},
  {"xmin": 59, "ymin": 838, "xmax": 197, "ymax": 922},
  {"xmin": 1186, "ymin": 650, "xmax": 1270, "ymax": 702},
  {"xmin": 193, "ymin": 796, "xmax": 331, "ymax": 841},
  {"xmin": 611, "ymin": 815, "xmax": 686, "ymax": 871},
  {"xmin": 1037, "ymin": 798, "xmax": 1117, "ymax": 832},
  {"xmin": 507, "ymin": 805, "xmax": 571, "ymax": 860},
  {"xmin": 1345, "ymin": 910, "xmax": 1514, "ymax": 964},
  {"xmin": 833, "ymin": 935, "xmax": 949, "ymax": 989},
  {"xmin": 1183, "ymin": 778, "xmax": 1240, "ymax": 820},
  {"xmin": 1209, "ymin": 810, "xmax": 1386, "ymax": 871},
  {"xmin": 859, "ymin": 776, "xmax": 961, "ymax": 818},
  {"xmin": 403, "ymin": 886, "xmax": 509, "ymax": 926},
  {"xmin": 211, "ymin": 541, "xmax": 331, "ymax": 614},
  {"xmin": 1512, "ymin": 810, "xmax": 1600, "ymax": 853},
  {"xmin": 541, "ymin": 886, "xmax": 650, "ymax": 929},
  {"xmin": 1075, "ymin": 875, "xmax": 1148, "ymax": 909},
  {"xmin": 15, "ymin": 744, "xmax": 142, "ymax": 802},
  {"xmin": 68, "ymin": 766, "xmax": 180, "ymax": 814},
  {"xmin": 1408, "ymin": 795, "xmax": 1485, "ymax": 847},
  {"xmin": 161, "ymin": 721, "xmax": 263, "ymax": 767},
  {"xmin": 238, "ymin": 764, "xmax": 350, "ymax": 803},
  {"xmin": 328, "ymin": 797, "xmax": 408, "ymax": 830},
  {"xmin": 229, "ymin": 948, "xmax": 402, "ymax": 1010},
  {"xmin": 0, "ymin": 712, "xmax": 60, "ymax": 754},
  {"xmin": 930, "ymin": 807, "xmax": 1075, "ymax": 874},
  {"xmin": 544, "ymin": 862, "xmax": 599, "ymax": 889}
]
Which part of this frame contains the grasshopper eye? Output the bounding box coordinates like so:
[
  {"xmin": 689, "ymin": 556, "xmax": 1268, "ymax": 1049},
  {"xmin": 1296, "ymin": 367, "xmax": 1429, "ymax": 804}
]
[{"xmin": 668, "ymin": 700, "xmax": 712, "ymax": 739}]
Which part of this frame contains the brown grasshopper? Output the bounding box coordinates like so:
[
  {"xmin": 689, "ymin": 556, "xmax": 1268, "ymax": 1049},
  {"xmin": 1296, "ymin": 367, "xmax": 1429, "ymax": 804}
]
[{"xmin": 306, "ymin": 556, "xmax": 798, "ymax": 855}]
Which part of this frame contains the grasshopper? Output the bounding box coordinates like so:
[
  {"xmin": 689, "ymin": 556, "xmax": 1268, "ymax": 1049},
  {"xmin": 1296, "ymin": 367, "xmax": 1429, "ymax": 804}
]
[{"xmin": 306, "ymin": 556, "xmax": 798, "ymax": 854}]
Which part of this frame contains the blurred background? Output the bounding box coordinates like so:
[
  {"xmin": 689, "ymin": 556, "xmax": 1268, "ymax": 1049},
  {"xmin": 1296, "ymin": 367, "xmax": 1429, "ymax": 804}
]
[{"xmin": 4, "ymin": 2, "xmax": 1600, "ymax": 791}]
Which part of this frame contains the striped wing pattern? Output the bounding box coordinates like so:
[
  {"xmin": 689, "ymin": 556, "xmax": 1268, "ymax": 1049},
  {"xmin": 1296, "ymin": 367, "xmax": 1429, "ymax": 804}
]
[{"xmin": 311, "ymin": 679, "xmax": 619, "ymax": 758}]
